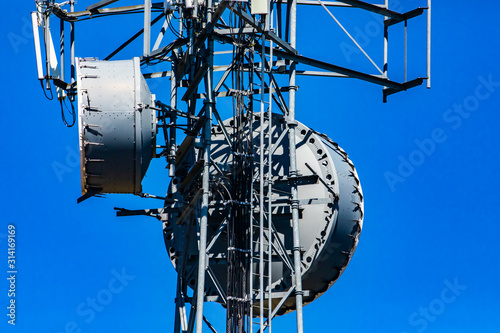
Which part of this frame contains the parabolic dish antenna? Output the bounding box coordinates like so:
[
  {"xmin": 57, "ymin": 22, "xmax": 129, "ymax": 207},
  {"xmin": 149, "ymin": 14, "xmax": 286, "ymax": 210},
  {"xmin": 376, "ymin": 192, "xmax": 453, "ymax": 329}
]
[{"xmin": 163, "ymin": 113, "xmax": 364, "ymax": 315}]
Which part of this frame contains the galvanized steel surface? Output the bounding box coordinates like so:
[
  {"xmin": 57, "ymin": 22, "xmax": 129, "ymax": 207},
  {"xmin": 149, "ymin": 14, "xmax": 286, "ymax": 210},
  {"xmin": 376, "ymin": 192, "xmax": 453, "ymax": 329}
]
[
  {"xmin": 163, "ymin": 113, "xmax": 364, "ymax": 315},
  {"xmin": 76, "ymin": 57, "xmax": 156, "ymax": 195}
]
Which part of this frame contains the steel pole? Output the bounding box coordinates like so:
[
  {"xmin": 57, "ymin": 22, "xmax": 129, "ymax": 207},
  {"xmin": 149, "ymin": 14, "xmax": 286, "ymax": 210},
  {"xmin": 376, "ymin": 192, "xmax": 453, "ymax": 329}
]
[
  {"xmin": 267, "ymin": 16, "xmax": 274, "ymax": 333},
  {"xmin": 70, "ymin": 0, "xmax": 75, "ymax": 85},
  {"xmin": 287, "ymin": 0, "xmax": 304, "ymax": 332},
  {"xmin": 144, "ymin": 0, "xmax": 151, "ymax": 57},
  {"xmin": 259, "ymin": 32, "xmax": 266, "ymax": 330},
  {"xmin": 383, "ymin": 0, "xmax": 388, "ymax": 79},
  {"xmin": 427, "ymin": 0, "xmax": 431, "ymax": 88},
  {"xmin": 60, "ymin": 19, "xmax": 65, "ymax": 85},
  {"xmin": 169, "ymin": 54, "xmax": 178, "ymax": 179},
  {"xmin": 404, "ymin": 19, "xmax": 407, "ymax": 83},
  {"xmin": 44, "ymin": 13, "xmax": 51, "ymax": 89},
  {"xmin": 195, "ymin": 1, "xmax": 215, "ymax": 332}
]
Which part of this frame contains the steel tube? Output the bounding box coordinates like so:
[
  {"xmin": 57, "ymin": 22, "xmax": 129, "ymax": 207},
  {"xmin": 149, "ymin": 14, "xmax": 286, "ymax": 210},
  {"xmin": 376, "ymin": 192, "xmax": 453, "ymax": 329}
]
[
  {"xmin": 335, "ymin": 0, "xmax": 404, "ymax": 19},
  {"xmin": 287, "ymin": 0, "xmax": 304, "ymax": 331},
  {"xmin": 427, "ymin": 0, "xmax": 431, "ymax": 88},
  {"xmin": 235, "ymin": 36, "xmax": 411, "ymax": 90},
  {"xmin": 169, "ymin": 54, "xmax": 178, "ymax": 179},
  {"xmin": 70, "ymin": 0, "xmax": 75, "ymax": 84},
  {"xmin": 259, "ymin": 33, "xmax": 266, "ymax": 330},
  {"xmin": 195, "ymin": 1, "xmax": 215, "ymax": 332},
  {"xmin": 60, "ymin": 19, "xmax": 65, "ymax": 84},
  {"xmin": 144, "ymin": 0, "xmax": 151, "ymax": 56},
  {"xmin": 404, "ymin": 19, "xmax": 407, "ymax": 82},
  {"xmin": 44, "ymin": 13, "xmax": 51, "ymax": 87},
  {"xmin": 267, "ymin": 13, "xmax": 274, "ymax": 332},
  {"xmin": 86, "ymin": 0, "xmax": 119, "ymax": 11},
  {"xmin": 383, "ymin": 0, "xmax": 388, "ymax": 79}
]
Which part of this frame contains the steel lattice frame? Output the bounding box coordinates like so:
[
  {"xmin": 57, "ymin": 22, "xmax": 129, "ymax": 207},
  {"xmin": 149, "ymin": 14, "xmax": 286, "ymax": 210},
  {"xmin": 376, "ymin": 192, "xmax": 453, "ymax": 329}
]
[{"xmin": 32, "ymin": 1, "xmax": 431, "ymax": 332}]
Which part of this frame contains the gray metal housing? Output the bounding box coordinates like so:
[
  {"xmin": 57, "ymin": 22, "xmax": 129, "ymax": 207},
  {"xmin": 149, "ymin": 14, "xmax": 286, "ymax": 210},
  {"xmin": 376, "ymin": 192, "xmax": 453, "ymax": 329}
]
[
  {"xmin": 163, "ymin": 113, "xmax": 364, "ymax": 315},
  {"xmin": 76, "ymin": 57, "xmax": 156, "ymax": 195}
]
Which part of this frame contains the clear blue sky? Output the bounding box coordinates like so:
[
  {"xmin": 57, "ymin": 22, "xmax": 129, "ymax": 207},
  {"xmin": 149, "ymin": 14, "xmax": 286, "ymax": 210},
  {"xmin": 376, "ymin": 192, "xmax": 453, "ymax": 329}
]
[{"xmin": 1, "ymin": 1, "xmax": 499, "ymax": 332}]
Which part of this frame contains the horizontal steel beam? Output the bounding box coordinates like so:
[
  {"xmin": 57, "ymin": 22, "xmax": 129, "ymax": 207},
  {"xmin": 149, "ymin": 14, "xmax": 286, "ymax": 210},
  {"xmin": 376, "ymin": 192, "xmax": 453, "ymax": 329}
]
[
  {"xmin": 214, "ymin": 27, "xmax": 256, "ymax": 35},
  {"xmin": 115, "ymin": 207, "xmax": 179, "ymax": 217},
  {"xmin": 52, "ymin": 78, "xmax": 77, "ymax": 91},
  {"xmin": 335, "ymin": 0, "xmax": 404, "ymax": 20},
  {"xmin": 212, "ymin": 32, "xmax": 406, "ymax": 89},
  {"xmin": 191, "ymin": 290, "xmax": 311, "ymax": 303},
  {"xmin": 155, "ymin": 101, "xmax": 200, "ymax": 121},
  {"xmin": 144, "ymin": 71, "xmax": 172, "ymax": 78},
  {"xmin": 383, "ymin": 77, "xmax": 424, "ymax": 102},
  {"xmin": 63, "ymin": 2, "xmax": 164, "ymax": 19},
  {"xmin": 144, "ymin": 64, "xmax": 232, "ymax": 79},
  {"xmin": 212, "ymin": 32, "xmax": 396, "ymax": 88},
  {"xmin": 296, "ymin": 70, "xmax": 348, "ymax": 77},
  {"xmin": 195, "ymin": 86, "xmax": 293, "ymax": 99},
  {"xmin": 256, "ymin": 44, "xmax": 409, "ymax": 90},
  {"xmin": 295, "ymin": 0, "xmax": 354, "ymax": 6},
  {"xmin": 385, "ymin": 7, "xmax": 426, "ymax": 27}
]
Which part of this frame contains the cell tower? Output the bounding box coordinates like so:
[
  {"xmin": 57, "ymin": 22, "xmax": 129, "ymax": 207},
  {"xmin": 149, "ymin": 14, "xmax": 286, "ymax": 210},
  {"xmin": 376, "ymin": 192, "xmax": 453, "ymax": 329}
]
[{"xmin": 32, "ymin": 0, "xmax": 431, "ymax": 332}]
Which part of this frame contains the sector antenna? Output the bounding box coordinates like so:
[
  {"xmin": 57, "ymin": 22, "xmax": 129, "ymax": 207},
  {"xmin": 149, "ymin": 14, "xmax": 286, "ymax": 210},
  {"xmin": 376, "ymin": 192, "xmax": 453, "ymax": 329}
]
[{"xmin": 31, "ymin": 0, "xmax": 431, "ymax": 332}]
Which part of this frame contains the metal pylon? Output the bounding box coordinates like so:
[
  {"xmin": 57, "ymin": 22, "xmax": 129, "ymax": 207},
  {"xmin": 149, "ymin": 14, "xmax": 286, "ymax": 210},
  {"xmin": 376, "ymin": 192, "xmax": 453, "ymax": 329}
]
[{"xmin": 32, "ymin": 1, "xmax": 431, "ymax": 332}]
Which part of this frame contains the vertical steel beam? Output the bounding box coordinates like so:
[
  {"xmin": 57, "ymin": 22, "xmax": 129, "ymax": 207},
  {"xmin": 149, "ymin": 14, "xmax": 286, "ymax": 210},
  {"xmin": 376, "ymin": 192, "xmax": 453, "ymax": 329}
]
[
  {"xmin": 383, "ymin": 0, "xmax": 388, "ymax": 79},
  {"xmin": 267, "ymin": 14, "xmax": 274, "ymax": 332},
  {"xmin": 427, "ymin": 0, "xmax": 431, "ymax": 88},
  {"xmin": 175, "ymin": 212, "xmax": 192, "ymax": 333},
  {"xmin": 404, "ymin": 19, "xmax": 407, "ymax": 82},
  {"xmin": 179, "ymin": 6, "xmax": 183, "ymax": 38},
  {"xmin": 60, "ymin": 19, "xmax": 65, "ymax": 84},
  {"xmin": 70, "ymin": 0, "xmax": 75, "ymax": 84},
  {"xmin": 287, "ymin": 0, "xmax": 304, "ymax": 332},
  {"xmin": 249, "ymin": 169, "xmax": 254, "ymax": 333},
  {"xmin": 196, "ymin": 183, "xmax": 209, "ymax": 333},
  {"xmin": 174, "ymin": 292, "xmax": 181, "ymax": 333},
  {"xmin": 44, "ymin": 13, "xmax": 51, "ymax": 89},
  {"xmin": 249, "ymin": 42, "xmax": 256, "ymax": 331},
  {"xmin": 144, "ymin": 0, "xmax": 151, "ymax": 57},
  {"xmin": 195, "ymin": 1, "xmax": 215, "ymax": 332},
  {"xmin": 193, "ymin": 0, "xmax": 199, "ymax": 19},
  {"xmin": 174, "ymin": 285, "xmax": 188, "ymax": 332},
  {"xmin": 169, "ymin": 54, "xmax": 178, "ymax": 178},
  {"xmin": 259, "ymin": 33, "xmax": 266, "ymax": 331}
]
